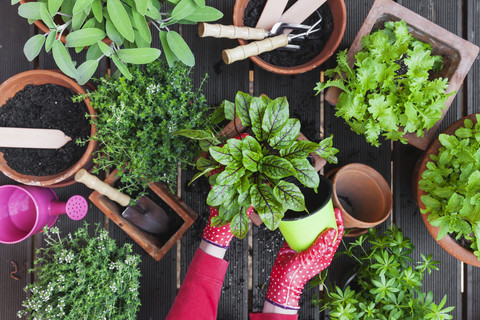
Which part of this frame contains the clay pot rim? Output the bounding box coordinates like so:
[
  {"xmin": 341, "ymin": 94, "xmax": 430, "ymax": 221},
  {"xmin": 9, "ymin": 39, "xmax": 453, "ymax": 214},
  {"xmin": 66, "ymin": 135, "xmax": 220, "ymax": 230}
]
[
  {"xmin": 233, "ymin": 0, "xmax": 347, "ymax": 75},
  {"xmin": 329, "ymin": 163, "xmax": 392, "ymax": 226},
  {"xmin": 415, "ymin": 113, "xmax": 480, "ymax": 267},
  {"xmin": 0, "ymin": 69, "xmax": 97, "ymax": 187}
]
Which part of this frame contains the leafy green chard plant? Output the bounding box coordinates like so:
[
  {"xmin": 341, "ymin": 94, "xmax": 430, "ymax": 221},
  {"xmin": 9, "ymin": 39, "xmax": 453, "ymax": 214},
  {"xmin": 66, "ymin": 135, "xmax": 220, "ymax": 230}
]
[
  {"xmin": 175, "ymin": 92, "xmax": 338, "ymax": 238},
  {"xmin": 313, "ymin": 226, "xmax": 454, "ymax": 320},
  {"xmin": 419, "ymin": 115, "xmax": 480, "ymax": 260},
  {"xmin": 12, "ymin": 0, "xmax": 222, "ymax": 84},
  {"xmin": 315, "ymin": 20, "xmax": 454, "ymax": 147},
  {"xmin": 78, "ymin": 59, "xmax": 210, "ymax": 195},
  {"xmin": 17, "ymin": 224, "xmax": 141, "ymax": 320}
]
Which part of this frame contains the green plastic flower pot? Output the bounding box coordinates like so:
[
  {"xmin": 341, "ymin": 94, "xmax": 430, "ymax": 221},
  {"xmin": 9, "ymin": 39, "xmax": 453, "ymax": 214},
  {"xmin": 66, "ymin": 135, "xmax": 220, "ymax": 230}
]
[{"xmin": 279, "ymin": 175, "xmax": 337, "ymax": 252}]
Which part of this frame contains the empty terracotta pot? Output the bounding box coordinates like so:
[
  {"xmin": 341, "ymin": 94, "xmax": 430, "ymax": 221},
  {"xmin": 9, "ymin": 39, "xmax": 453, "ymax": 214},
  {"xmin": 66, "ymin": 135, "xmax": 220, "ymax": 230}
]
[
  {"xmin": 326, "ymin": 163, "xmax": 392, "ymax": 237},
  {"xmin": 0, "ymin": 70, "xmax": 97, "ymax": 187},
  {"xmin": 233, "ymin": 0, "xmax": 346, "ymax": 74}
]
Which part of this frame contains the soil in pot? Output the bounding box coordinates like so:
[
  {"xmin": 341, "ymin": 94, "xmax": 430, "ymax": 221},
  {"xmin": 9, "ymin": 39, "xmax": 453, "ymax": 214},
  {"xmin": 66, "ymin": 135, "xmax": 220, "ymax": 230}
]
[
  {"xmin": 243, "ymin": 0, "xmax": 334, "ymax": 67},
  {"xmin": 0, "ymin": 84, "xmax": 90, "ymax": 176}
]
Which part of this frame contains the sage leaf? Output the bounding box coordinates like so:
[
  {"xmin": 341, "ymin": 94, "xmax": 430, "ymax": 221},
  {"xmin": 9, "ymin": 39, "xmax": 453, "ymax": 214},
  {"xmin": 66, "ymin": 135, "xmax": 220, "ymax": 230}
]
[
  {"xmin": 45, "ymin": 30, "xmax": 56, "ymax": 52},
  {"xmin": 52, "ymin": 40, "xmax": 78, "ymax": 79},
  {"xmin": 107, "ymin": 0, "xmax": 135, "ymax": 42},
  {"xmin": 18, "ymin": 2, "xmax": 44, "ymax": 20},
  {"xmin": 184, "ymin": 6, "xmax": 223, "ymax": 22},
  {"xmin": 24, "ymin": 34, "xmax": 45, "ymax": 61},
  {"xmin": 231, "ymin": 210, "xmax": 249, "ymax": 239},
  {"xmin": 105, "ymin": 18, "xmax": 124, "ymax": 45},
  {"xmin": 91, "ymin": 0, "xmax": 103, "ymax": 22},
  {"xmin": 242, "ymin": 135, "xmax": 261, "ymax": 153},
  {"xmin": 273, "ymin": 181, "xmax": 306, "ymax": 211},
  {"xmin": 66, "ymin": 28, "xmax": 105, "ymax": 47},
  {"xmin": 209, "ymin": 145, "xmax": 233, "ymax": 165},
  {"xmin": 235, "ymin": 91, "xmax": 252, "ymax": 126},
  {"xmin": 249, "ymin": 96, "xmax": 268, "ymax": 141},
  {"xmin": 193, "ymin": 0, "xmax": 205, "ymax": 7},
  {"xmin": 269, "ymin": 118, "xmax": 300, "ymax": 149},
  {"xmin": 216, "ymin": 166, "xmax": 246, "ymax": 186},
  {"xmin": 242, "ymin": 150, "xmax": 262, "ymax": 172},
  {"xmin": 76, "ymin": 59, "xmax": 99, "ymax": 85},
  {"xmin": 262, "ymin": 96, "xmax": 289, "ymax": 139},
  {"xmin": 48, "ymin": 0, "xmax": 63, "ymax": 16},
  {"xmin": 111, "ymin": 55, "xmax": 132, "ymax": 80},
  {"xmin": 171, "ymin": 0, "xmax": 196, "ymax": 21},
  {"xmin": 72, "ymin": 7, "xmax": 87, "ymax": 30},
  {"xmin": 207, "ymin": 184, "xmax": 235, "ymax": 206},
  {"xmin": 134, "ymin": 0, "xmax": 148, "ymax": 15},
  {"xmin": 116, "ymin": 48, "xmax": 161, "ymax": 64},
  {"xmin": 132, "ymin": 8, "xmax": 151, "ymax": 43},
  {"xmin": 86, "ymin": 42, "xmax": 103, "ymax": 60},
  {"xmin": 290, "ymin": 158, "xmax": 319, "ymax": 188},
  {"xmin": 73, "ymin": 0, "xmax": 93, "ymax": 14},
  {"xmin": 97, "ymin": 40, "xmax": 114, "ymax": 57},
  {"xmin": 40, "ymin": 4, "xmax": 55, "ymax": 29},
  {"xmin": 159, "ymin": 31, "xmax": 179, "ymax": 68},
  {"xmin": 166, "ymin": 31, "xmax": 195, "ymax": 67},
  {"xmin": 251, "ymin": 184, "xmax": 284, "ymax": 230},
  {"xmin": 258, "ymin": 155, "xmax": 295, "ymax": 179}
]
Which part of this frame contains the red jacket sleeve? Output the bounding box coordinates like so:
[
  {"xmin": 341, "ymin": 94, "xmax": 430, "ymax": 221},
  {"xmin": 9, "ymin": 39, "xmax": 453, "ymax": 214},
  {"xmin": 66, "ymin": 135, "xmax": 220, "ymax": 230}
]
[{"xmin": 166, "ymin": 248, "xmax": 229, "ymax": 320}]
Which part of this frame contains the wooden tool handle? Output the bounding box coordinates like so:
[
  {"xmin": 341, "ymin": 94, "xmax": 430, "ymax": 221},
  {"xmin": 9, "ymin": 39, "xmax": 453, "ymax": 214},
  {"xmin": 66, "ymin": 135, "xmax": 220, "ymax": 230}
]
[
  {"xmin": 198, "ymin": 22, "xmax": 267, "ymax": 40},
  {"xmin": 75, "ymin": 169, "xmax": 131, "ymax": 207},
  {"xmin": 222, "ymin": 34, "xmax": 289, "ymax": 64}
]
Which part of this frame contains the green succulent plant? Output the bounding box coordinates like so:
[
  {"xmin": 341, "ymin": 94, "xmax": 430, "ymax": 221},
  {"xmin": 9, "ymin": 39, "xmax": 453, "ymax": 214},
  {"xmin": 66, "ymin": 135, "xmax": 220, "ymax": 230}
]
[{"xmin": 13, "ymin": 0, "xmax": 223, "ymax": 84}]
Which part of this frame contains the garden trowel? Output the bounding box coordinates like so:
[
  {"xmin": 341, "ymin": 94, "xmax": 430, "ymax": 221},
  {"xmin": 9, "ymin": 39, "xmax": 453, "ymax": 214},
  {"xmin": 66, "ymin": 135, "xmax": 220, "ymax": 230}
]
[
  {"xmin": 74, "ymin": 169, "xmax": 169, "ymax": 234},
  {"xmin": 0, "ymin": 127, "xmax": 71, "ymax": 149}
]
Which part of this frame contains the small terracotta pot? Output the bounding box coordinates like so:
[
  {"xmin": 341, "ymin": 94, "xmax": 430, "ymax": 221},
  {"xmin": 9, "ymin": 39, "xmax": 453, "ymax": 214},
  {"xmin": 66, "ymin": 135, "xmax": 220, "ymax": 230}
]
[
  {"xmin": 414, "ymin": 113, "xmax": 480, "ymax": 267},
  {"xmin": 89, "ymin": 168, "xmax": 198, "ymax": 261},
  {"xmin": 0, "ymin": 70, "xmax": 97, "ymax": 187},
  {"xmin": 326, "ymin": 163, "xmax": 392, "ymax": 237},
  {"xmin": 324, "ymin": 0, "xmax": 479, "ymax": 150},
  {"xmin": 232, "ymin": 0, "xmax": 346, "ymax": 75}
]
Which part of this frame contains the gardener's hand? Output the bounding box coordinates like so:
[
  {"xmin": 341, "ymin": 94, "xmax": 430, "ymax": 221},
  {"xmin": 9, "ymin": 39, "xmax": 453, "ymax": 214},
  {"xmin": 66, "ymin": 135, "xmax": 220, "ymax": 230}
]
[{"xmin": 264, "ymin": 208, "xmax": 344, "ymax": 311}]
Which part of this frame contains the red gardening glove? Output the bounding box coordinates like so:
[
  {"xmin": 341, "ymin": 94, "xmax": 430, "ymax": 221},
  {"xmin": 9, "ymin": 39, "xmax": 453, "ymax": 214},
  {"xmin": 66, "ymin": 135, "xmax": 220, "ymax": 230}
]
[{"xmin": 265, "ymin": 208, "xmax": 344, "ymax": 310}]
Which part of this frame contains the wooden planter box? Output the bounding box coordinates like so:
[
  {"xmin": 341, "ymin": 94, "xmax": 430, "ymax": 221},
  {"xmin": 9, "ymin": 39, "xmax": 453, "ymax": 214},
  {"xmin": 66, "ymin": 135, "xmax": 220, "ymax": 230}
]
[
  {"xmin": 89, "ymin": 169, "xmax": 197, "ymax": 261},
  {"xmin": 324, "ymin": 0, "xmax": 479, "ymax": 150}
]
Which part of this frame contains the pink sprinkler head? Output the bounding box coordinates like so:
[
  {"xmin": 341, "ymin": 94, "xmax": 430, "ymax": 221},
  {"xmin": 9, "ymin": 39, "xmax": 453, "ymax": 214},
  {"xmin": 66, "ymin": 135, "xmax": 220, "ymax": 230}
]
[{"xmin": 65, "ymin": 195, "xmax": 88, "ymax": 220}]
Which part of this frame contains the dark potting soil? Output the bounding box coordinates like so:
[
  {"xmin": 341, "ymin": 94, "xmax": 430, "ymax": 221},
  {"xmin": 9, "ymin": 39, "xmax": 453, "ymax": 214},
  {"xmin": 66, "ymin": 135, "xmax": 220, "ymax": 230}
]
[
  {"xmin": 243, "ymin": 0, "xmax": 334, "ymax": 67},
  {"xmin": 338, "ymin": 194, "xmax": 355, "ymax": 216},
  {"xmin": 0, "ymin": 84, "xmax": 90, "ymax": 176}
]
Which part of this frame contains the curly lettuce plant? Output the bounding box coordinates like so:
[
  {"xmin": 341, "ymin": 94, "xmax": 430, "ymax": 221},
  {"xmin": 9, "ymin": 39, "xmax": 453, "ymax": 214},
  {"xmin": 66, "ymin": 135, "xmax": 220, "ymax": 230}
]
[
  {"xmin": 18, "ymin": 224, "xmax": 141, "ymax": 320},
  {"xmin": 314, "ymin": 226, "xmax": 454, "ymax": 320},
  {"xmin": 419, "ymin": 115, "xmax": 480, "ymax": 260},
  {"xmin": 176, "ymin": 92, "xmax": 338, "ymax": 238},
  {"xmin": 13, "ymin": 0, "xmax": 222, "ymax": 84},
  {"xmin": 315, "ymin": 20, "xmax": 454, "ymax": 147}
]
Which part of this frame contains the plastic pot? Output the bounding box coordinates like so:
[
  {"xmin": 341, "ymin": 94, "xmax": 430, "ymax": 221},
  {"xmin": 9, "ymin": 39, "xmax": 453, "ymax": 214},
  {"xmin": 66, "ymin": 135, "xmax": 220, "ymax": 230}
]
[
  {"xmin": 279, "ymin": 174, "xmax": 337, "ymax": 252},
  {"xmin": 326, "ymin": 163, "xmax": 392, "ymax": 237}
]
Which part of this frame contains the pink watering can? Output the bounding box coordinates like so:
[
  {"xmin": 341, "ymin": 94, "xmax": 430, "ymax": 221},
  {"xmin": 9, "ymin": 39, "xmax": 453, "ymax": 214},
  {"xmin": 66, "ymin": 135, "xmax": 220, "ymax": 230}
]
[{"xmin": 0, "ymin": 185, "xmax": 88, "ymax": 244}]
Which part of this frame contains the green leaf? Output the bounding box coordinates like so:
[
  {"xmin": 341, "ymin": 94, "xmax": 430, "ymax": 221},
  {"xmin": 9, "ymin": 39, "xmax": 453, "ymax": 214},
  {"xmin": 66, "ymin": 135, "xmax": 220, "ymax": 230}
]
[
  {"xmin": 196, "ymin": 157, "xmax": 217, "ymax": 171},
  {"xmin": 242, "ymin": 135, "xmax": 261, "ymax": 153},
  {"xmin": 249, "ymin": 96, "xmax": 268, "ymax": 141},
  {"xmin": 171, "ymin": 0, "xmax": 196, "ymax": 21},
  {"xmin": 216, "ymin": 166, "xmax": 246, "ymax": 185},
  {"xmin": 262, "ymin": 97, "xmax": 289, "ymax": 139},
  {"xmin": 166, "ymin": 31, "xmax": 195, "ymax": 67},
  {"xmin": 242, "ymin": 150, "xmax": 263, "ymax": 172},
  {"xmin": 230, "ymin": 210, "xmax": 249, "ymax": 239},
  {"xmin": 40, "ymin": 3, "xmax": 55, "ymax": 28},
  {"xmin": 258, "ymin": 155, "xmax": 296, "ymax": 179},
  {"xmin": 159, "ymin": 31, "xmax": 179, "ymax": 67},
  {"xmin": 86, "ymin": 42, "xmax": 103, "ymax": 59},
  {"xmin": 111, "ymin": 55, "xmax": 132, "ymax": 80},
  {"xmin": 222, "ymin": 100, "xmax": 235, "ymax": 120},
  {"xmin": 269, "ymin": 118, "xmax": 300, "ymax": 149},
  {"xmin": 207, "ymin": 184, "xmax": 235, "ymax": 206},
  {"xmin": 23, "ymin": 34, "xmax": 45, "ymax": 61},
  {"xmin": 273, "ymin": 181, "xmax": 306, "ymax": 211},
  {"xmin": 290, "ymin": 158, "xmax": 319, "ymax": 188},
  {"xmin": 107, "ymin": 0, "xmax": 135, "ymax": 42},
  {"xmin": 193, "ymin": 0, "xmax": 205, "ymax": 7},
  {"xmin": 467, "ymin": 170, "xmax": 480, "ymax": 194},
  {"xmin": 73, "ymin": 0, "xmax": 93, "ymax": 14},
  {"xmin": 52, "ymin": 40, "xmax": 79, "ymax": 79},
  {"xmin": 45, "ymin": 30, "xmax": 56, "ymax": 52},
  {"xmin": 183, "ymin": 6, "xmax": 223, "ymax": 22},
  {"xmin": 48, "ymin": 0, "xmax": 63, "ymax": 16},
  {"xmin": 132, "ymin": 8, "xmax": 151, "ymax": 43},
  {"xmin": 105, "ymin": 18, "xmax": 124, "ymax": 45},
  {"xmin": 209, "ymin": 145, "xmax": 233, "ymax": 165},
  {"xmin": 71, "ymin": 7, "xmax": 88, "ymax": 30},
  {"xmin": 235, "ymin": 92, "xmax": 252, "ymax": 127},
  {"xmin": 12, "ymin": 0, "xmax": 21, "ymax": 4},
  {"xmin": 76, "ymin": 59, "xmax": 99, "ymax": 85},
  {"xmin": 134, "ymin": 0, "xmax": 148, "ymax": 15},
  {"xmin": 97, "ymin": 41, "xmax": 114, "ymax": 57},
  {"xmin": 420, "ymin": 195, "xmax": 442, "ymax": 211},
  {"xmin": 280, "ymin": 140, "xmax": 319, "ymax": 160},
  {"xmin": 66, "ymin": 28, "xmax": 105, "ymax": 47},
  {"xmin": 91, "ymin": 0, "xmax": 103, "ymax": 22},
  {"xmin": 18, "ymin": 2, "xmax": 44, "ymax": 20},
  {"xmin": 251, "ymin": 184, "xmax": 285, "ymax": 230},
  {"xmin": 227, "ymin": 138, "xmax": 243, "ymax": 161},
  {"xmin": 174, "ymin": 129, "xmax": 216, "ymax": 141},
  {"xmin": 116, "ymin": 48, "xmax": 161, "ymax": 64}
]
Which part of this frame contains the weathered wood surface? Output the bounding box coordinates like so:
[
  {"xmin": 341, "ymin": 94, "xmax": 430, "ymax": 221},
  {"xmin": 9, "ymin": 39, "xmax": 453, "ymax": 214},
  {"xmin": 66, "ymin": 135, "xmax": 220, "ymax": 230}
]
[{"xmin": 1, "ymin": 0, "xmax": 480, "ymax": 319}]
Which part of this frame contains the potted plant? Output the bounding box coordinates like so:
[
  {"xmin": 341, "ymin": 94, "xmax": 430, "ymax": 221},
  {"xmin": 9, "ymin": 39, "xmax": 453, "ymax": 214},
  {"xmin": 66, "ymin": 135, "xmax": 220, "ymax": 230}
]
[
  {"xmin": 13, "ymin": 0, "xmax": 223, "ymax": 84},
  {"xmin": 175, "ymin": 91, "xmax": 339, "ymax": 238},
  {"xmin": 232, "ymin": 0, "xmax": 346, "ymax": 74},
  {"xmin": 17, "ymin": 224, "xmax": 141, "ymax": 319},
  {"xmin": 79, "ymin": 59, "xmax": 211, "ymax": 196},
  {"xmin": 313, "ymin": 226, "xmax": 455, "ymax": 319},
  {"xmin": 0, "ymin": 69, "xmax": 96, "ymax": 187},
  {"xmin": 317, "ymin": 0, "xmax": 479, "ymax": 150},
  {"xmin": 416, "ymin": 113, "xmax": 480, "ymax": 267}
]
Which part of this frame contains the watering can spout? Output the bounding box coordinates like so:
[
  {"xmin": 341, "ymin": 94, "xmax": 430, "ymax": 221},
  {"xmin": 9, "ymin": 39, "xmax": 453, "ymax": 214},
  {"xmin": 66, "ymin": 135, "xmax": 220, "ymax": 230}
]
[{"xmin": 49, "ymin": 196, "xmax": 88, "ymax": 221}]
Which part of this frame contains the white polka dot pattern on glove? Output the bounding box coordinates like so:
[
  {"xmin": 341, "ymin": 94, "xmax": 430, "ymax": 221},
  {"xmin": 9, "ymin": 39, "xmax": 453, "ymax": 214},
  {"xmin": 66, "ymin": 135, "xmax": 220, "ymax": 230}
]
[{"xmin": 265, "ymin": 208, "xmax": 344, "ymax": 310}]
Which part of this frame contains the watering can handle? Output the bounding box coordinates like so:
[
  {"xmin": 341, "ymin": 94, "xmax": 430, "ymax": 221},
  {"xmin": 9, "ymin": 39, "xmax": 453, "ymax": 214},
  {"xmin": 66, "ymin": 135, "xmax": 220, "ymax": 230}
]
[
  {"xmin": 198, "ymin": 23, "xmax": 267, "ymax": 40},
  {"xmin": 222, "ymin": 34, "xmax": 289, "ymax": 64},
  {"xmin": 75, "ymin": 169, "xmax": 131, "ymax": 207}
]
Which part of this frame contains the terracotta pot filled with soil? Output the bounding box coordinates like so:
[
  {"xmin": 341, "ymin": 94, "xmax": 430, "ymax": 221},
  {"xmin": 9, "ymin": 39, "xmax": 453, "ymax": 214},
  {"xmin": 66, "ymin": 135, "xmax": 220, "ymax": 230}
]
[
  {"xmin": 326, "ymin": 163, "xmax": 392, "ymax": 237},
  {"xmin": 0, "ymin": 70, "xmax": 96, "ymax": 187},
  {"xmin": 88, "ymin": 168, "xmax": 198, "ymax": 261},
  {"xmin": 414, "ymin": 114, "xmax": 480, "ymax": 267},
  {"xmin": 233, "ymin": 0, "xmax": 346, "ymax": 74}
]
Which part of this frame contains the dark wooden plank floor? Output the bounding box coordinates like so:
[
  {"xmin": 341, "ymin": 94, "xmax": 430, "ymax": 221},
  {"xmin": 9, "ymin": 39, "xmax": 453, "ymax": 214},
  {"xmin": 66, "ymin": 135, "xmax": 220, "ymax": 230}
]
[{"xmin": 1, "ymin": 0, "xmax": 480, "ymax": 319}]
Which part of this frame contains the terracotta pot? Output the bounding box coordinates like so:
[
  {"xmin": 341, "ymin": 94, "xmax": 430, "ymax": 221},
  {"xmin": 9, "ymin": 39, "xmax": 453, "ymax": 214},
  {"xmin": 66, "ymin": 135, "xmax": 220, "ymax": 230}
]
[
  {"xmin": 414, "ymin": 113, "xmax": 480, "ymax": 267},
  {"xmin": 0, "ymin": 69, "xmax": 97, "ymax": 187},
  {"xmin": 19, "ymin": 0, "xmax": 112, "ymax": 45},
  {"xmin": 324, "ymin": 0, "xmax": 479, "ymax": 150},
  {"xmin": 232, "ymin": 0, "xmax": 346, "ymax": 75},
  {"xmin": 89, "ymin": 169, "xmax": 198, "ymax": 261},
  {"xmin": 326, "ymin": 163, "xmax": 392, "ymax": 237}
]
